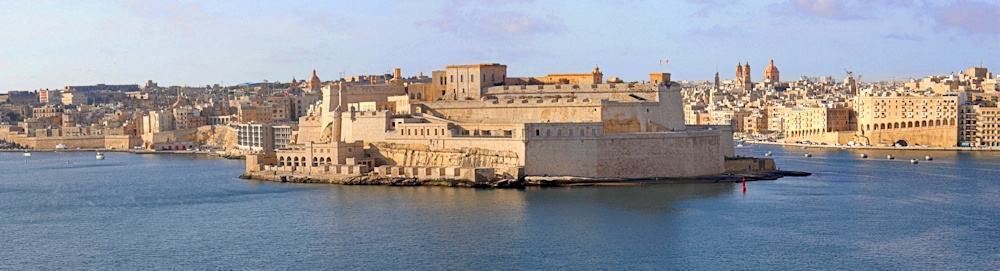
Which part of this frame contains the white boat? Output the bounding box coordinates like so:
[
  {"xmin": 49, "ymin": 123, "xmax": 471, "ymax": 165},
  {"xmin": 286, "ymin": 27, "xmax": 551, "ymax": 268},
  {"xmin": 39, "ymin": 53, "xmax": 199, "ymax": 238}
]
[
  {"xmin": 96, "ymin": 152, "xmax": 105, "ymax": 160},
  {"xmin": 55, "ymin": 143, "xmax": 68, "ymax": 149},
  {"xmin": 23, "ymin": 151, "xmax": 31, "ymax": 157}
]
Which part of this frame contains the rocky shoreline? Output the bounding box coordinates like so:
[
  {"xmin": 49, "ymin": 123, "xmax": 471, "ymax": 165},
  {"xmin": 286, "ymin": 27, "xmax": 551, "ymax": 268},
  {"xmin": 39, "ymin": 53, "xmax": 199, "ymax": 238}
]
[{"xmin": 238, "ymin": 170, "xmax": 811, "ymax": 189}]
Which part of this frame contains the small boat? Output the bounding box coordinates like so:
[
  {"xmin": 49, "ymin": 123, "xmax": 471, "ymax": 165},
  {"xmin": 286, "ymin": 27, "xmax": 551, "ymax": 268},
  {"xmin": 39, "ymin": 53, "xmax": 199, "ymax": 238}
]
[
  {"xmin": 96, "ymin": 152, "xmax": 105, "ymax": 160},
  {"xmin": 764, "ymin": 151, "xmax": 773, "ymax": 156},
  {"xmin": 804, "ymin": 153, "xmax": 812, "ymax": 158},
  {"xmin": 860, "ymin": 153, "xmax": 868, "ymax": 158},
  {"xmin": 23, "ymin": 151, "xmax": 31, "ymax": 157},
  {"xmin": 55, "ymin": 143, "xmax": 68, "ymax": 149},
  {"xmin": 887, "ymin": 155, "xmax": 895, "ymax": 160},
  {"xmin": 925, "ymin": 155, "xmax": 933, "ymax": 161},
  {"xmin": 910, "ymin": 159, "xmax": 918, "ymax": 164}
]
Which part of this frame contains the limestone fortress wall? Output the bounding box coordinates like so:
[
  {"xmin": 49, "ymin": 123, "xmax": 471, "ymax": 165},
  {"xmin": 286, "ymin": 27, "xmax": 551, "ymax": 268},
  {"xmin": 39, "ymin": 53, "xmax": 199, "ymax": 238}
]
[{"xmin": 248, "ymin": 65, "xmax": 735, "ymax": 181}]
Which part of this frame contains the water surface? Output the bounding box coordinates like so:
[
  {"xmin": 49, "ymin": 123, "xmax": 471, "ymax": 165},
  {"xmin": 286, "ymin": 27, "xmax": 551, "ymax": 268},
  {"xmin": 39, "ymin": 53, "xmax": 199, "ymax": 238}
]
[{"xmin": 1, "ymin": 147, "xmax": 998, "ymax": 269}]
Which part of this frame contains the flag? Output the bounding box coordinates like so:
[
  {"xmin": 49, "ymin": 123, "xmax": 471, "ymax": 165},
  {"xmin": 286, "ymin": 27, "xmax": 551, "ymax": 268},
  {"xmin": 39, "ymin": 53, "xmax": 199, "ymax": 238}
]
[{"xmin": 664, "ymin": 59, "xmax": 669, "ymax": 65}]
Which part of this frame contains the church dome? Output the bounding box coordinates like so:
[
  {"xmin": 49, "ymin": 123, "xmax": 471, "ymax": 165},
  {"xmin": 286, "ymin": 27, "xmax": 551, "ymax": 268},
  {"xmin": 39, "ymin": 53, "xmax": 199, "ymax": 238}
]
[
  {"xmin": 765, "ymin": 59, "xmax": 779, "ymax": 72},
  {"xmin": 308, "ymin": 70, "xmax": 322, "ymax": 91}
]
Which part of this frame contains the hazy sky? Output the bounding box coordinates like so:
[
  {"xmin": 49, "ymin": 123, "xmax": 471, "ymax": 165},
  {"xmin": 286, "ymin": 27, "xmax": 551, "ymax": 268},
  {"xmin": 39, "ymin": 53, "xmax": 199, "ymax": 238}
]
[{"xmin": 1, "ymin": 0, "xmax": 997, "ymax": 91}]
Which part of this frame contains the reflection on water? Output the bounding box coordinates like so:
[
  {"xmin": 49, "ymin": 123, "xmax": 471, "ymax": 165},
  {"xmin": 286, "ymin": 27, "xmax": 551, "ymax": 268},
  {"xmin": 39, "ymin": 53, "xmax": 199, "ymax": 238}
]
[
  {"xmin": 2, "ymin": 148, "xmax": 1000, "ymax": 269},
  {"xmin": 525, "ymin": 184, "xmax": 735, "ymax": 214}
]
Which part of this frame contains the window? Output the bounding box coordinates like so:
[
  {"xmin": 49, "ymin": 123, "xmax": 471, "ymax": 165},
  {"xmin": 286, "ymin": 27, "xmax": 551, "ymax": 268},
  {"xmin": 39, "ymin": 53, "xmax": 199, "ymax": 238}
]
[
  {"xmin": 450, "ymin": 75, "xmax": 453, "ymax": 83},
  {"xmin": 460, "ymin": 75, "xmax": 463, "ymax": 82},
  {"xmin": 470, "ymin": 74, "xmax": 474, "ymax": 82}
]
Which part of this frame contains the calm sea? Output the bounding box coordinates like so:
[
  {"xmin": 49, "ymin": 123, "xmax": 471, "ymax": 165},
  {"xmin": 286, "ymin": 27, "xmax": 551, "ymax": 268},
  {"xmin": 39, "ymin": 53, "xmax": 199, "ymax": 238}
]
[{"xmin": 2, "ymin": 146, "xmax": 999, "ymax": 269}]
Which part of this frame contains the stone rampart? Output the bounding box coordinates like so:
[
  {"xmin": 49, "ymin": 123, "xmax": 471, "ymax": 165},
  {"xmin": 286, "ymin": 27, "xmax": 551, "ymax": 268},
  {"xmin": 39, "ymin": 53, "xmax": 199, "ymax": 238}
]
[
  {"xmin": 11, "ymin": 134, "xmax": 141, "ymax": 149},
  {"xmin": 484, "ymin": 82, "xmax": 662, "ymax": 97},
  {"xmin": 366, "ymin": 142, "xmax": 522, "ymax": 177},
  {"xmin": 372, "ymin": 165, "xmax": 477, "ymax": 181},
  {"xmin": 523, "ymin": 130, "xmax": 728, "ymax": 179}
]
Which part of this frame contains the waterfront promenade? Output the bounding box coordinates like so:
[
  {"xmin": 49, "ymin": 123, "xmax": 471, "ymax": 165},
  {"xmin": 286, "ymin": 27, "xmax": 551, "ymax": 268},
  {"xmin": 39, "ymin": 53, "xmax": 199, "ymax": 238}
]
[{"xmin": 751, "ymin": 140, "xmax": 1000, "ymax": 152}]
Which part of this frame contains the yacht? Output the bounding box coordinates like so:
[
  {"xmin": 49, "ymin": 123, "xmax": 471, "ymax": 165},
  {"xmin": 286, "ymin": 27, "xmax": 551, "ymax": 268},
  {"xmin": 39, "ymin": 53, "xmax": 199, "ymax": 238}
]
[
  {"xmin": 96, "ymin": 151, "xmax": 105, "ymax": 160},
  {"xmin": 23, "ymin": 151, "xmax": 31, "ymax": 157},
  {"xmin": 55, "ymin": 143, "xmax": 68, "ymax": 150}
]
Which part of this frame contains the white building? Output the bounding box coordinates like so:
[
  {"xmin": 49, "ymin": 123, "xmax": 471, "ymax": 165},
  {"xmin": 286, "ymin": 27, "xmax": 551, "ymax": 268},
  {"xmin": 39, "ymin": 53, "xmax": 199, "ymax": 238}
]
[{"xmin": 236, "ymin": 123, "xmax": 273, "ymax": 153}]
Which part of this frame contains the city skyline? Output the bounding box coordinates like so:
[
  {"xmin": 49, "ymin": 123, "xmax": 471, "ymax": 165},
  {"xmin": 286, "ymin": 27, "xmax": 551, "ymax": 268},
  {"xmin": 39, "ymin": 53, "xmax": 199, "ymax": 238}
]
[{"xmin": 1, "ymin": 0, "xmax": 997, "ymax": 91}]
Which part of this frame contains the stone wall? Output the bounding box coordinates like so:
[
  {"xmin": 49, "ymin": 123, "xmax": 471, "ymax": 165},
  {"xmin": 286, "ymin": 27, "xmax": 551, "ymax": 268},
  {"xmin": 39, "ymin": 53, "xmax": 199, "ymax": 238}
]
[
  {"xmin": 421, "ymin": 98, "xmax": 604, "ymax": 124},
  {"xmin": 10, "ymin": 134, "xmax": 140, "ymax": 149},
  {"xmin": 858, "ymin": 126, "xmax": 958, "ymax": 147},
  {"xmin": 366, "ymin": 142, "xmax": 522, "ymax": 177},
  {"xmin": 140, "ymin": 125, "xmax": 236, "ymax": 150},
  {"xmin": 483, "ymin": 82, "xmax": 661, "ymax": 102},
  {"xmin": 523, "ymin": 130, "xmax": 728, "ymax": 179},
  {"xmin": 342, "ymin": 111, "xmax": 391, "ymax": 143},
  {"xmin": 724, "ymin": 158, "xmax": 776, "ymax": 173},
  {"xmin": 785, "ymin": 131, "xmax": 856, "ymax": 145}
]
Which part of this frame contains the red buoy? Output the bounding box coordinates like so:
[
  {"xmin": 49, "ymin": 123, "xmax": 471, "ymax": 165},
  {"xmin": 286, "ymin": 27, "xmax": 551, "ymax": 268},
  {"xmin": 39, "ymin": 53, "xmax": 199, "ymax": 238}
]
[{"xmin": 742, "ymin": 176, "xmax": 747, "ymax": 193}]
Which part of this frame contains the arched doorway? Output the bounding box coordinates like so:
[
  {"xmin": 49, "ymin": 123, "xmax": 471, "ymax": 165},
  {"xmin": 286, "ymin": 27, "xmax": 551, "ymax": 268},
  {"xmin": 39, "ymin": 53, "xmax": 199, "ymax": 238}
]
[{"xmin": 895, "ymin": 139, "xmax": 908, "ymax": 147}]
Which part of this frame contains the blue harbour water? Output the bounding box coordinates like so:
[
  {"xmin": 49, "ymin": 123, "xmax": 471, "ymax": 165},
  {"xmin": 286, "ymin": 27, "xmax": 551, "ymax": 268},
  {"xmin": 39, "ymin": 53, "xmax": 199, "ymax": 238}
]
[{"xmin": 2, "ymin": 146, "xmax": 999, "ymax": 269}]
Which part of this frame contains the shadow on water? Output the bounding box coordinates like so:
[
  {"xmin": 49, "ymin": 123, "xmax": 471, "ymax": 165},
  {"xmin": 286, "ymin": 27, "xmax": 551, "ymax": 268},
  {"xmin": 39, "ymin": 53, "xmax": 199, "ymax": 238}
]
[{"xmin": 524, "ymin": 183, "xmax": 736, "ymax": 214}]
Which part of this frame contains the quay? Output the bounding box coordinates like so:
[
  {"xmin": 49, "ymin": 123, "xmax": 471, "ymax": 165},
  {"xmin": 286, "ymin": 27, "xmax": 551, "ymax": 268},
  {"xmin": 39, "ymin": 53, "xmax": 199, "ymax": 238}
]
[
  {"xmin": 239, "ymin": 157, "xmax": 809, "ymax": 188},
  {"xmin": 751, "ymin": 141, "xmax": 1000, "ymax": 152}
]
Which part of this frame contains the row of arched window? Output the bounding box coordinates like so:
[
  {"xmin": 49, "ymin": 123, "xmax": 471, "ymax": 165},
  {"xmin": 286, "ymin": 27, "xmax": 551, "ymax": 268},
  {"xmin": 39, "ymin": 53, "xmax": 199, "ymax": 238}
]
[
  {"xmin": 863, "ymin": 119, "xmax": 955, "ymax": 131},
  {"xmin": 401, "ymin": 127, "xmax": 447, "ymax": 136},
  {"xmin": 277, "ymin": 156, "xmax": 334, "ymax": 167},
  {"xmin": 786, "ymin": 129, "xmax": 823, "ymax": 138}
]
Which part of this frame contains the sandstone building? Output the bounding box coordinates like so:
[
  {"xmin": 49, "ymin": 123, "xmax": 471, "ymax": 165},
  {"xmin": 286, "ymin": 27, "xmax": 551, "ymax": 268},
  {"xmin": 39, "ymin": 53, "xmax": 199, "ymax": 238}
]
[{"xmin": 247, "ymin": 64, "xmax": 736, "ymax": 181}]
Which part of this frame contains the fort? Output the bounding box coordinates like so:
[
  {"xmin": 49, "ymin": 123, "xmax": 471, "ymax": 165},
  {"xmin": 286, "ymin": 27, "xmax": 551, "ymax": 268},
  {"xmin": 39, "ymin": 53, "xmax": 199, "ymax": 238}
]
[{"xmin": 242, "ymin": 63, "xmax": 785, "ymax": 186}]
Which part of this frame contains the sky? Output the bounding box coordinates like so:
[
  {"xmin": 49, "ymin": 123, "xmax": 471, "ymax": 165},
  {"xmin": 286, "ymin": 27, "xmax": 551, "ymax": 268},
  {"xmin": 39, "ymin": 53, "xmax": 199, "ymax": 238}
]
[{"xmin": 0, "ymin": 0, "xmax": 997, "ymax": 92}]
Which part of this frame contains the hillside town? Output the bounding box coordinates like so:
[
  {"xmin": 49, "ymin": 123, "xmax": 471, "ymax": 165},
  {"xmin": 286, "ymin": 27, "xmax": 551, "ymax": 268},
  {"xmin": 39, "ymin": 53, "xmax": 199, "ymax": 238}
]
[
  {"xmin": 682, "ymin": 61, "xmax": 999, "ymax": 148},
  {"xmin": 1, "ymin": 62, "xmax": 997, "ymax": 183}
]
